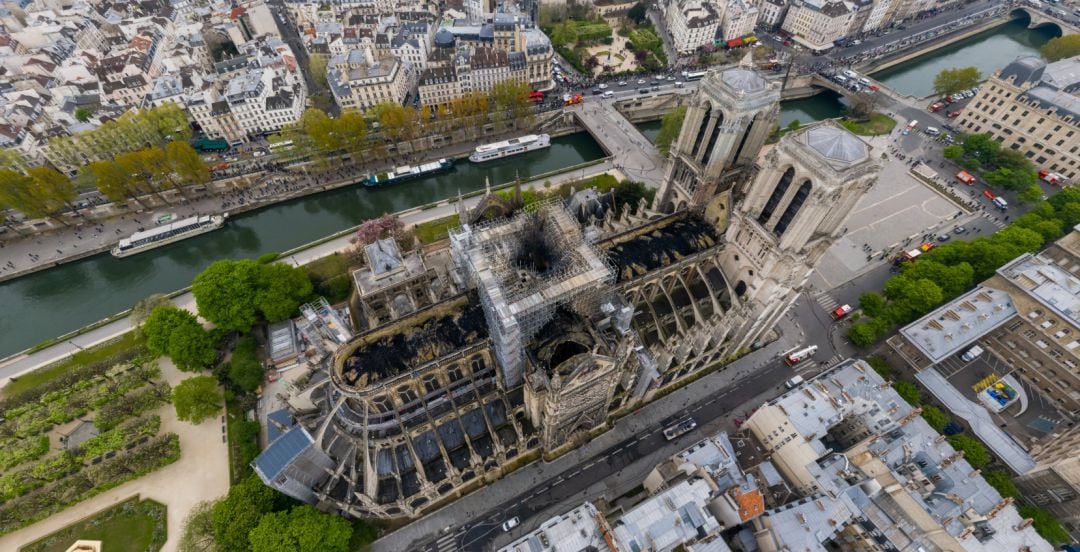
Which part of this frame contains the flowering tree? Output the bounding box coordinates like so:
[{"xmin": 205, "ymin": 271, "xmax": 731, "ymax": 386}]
[{"xmin": 355, "ymin": 214, "xmax": 402, "ymax": 245}]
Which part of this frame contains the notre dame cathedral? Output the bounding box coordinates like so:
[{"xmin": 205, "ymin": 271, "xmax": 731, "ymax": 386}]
[{"xmin": 253, "ymin": 66, "xmax": 883, "ymax": 520}]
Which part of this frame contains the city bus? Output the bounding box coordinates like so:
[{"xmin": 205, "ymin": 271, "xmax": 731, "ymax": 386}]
[
  {"xmin": 784, "ymin": 345, "xmax": 818, "ymax": 366},
  {"xmin": 663, "ymin": 418, "xmax": 697, "ymax": 440},
  {"xmin": 269, "ymin": 140, "xmax": 294, "ymax": 152},
  {"xmin": 682, "ymin": 70, "xmax": 707, "ymax": 82}
]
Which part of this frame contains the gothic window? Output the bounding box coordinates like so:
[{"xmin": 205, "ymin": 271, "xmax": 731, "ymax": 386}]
[
  {"xmin": 398, "ymin": 386, "xmax": 419, "ymax": 404},
  {"xmin": 700, "ymin": 112, "xmax": 726, "ymax": 165},
  {"xmin": 729, "ymin": 113, "xmax": 760, "ymax": 167},
  {"xmin": 373, "ymin": 395, "xmax": 393, "ymax": 413},
  {"xmin": 774, "ymin": 180, "xmax": 812, "ymax": 236},
  {"xmin": 734, "ymin": 280, "xmax": 747, "ymax": 296},
  {"xmin": 423, "ymin": 375, "xmax": 440, "ymax": 394},
  {"xmin": 470, "ymin": 356, "xmax": 486, "ymax": 374},
  {"xmin": 448, "ymin": 364, "xmax": 464, "ymax": 382},
  {"xmin": 689, "ymin": 104, "xmax": 712, "ymax": 157},
  {"xmin": 758, "ymin": 167, "xmax": 794, "ymax": 225}
]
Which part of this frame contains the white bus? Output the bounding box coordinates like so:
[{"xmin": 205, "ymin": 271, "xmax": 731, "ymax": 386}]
[
  {"xmin": 269, "ymin": 140, "xmax": 294, "ymax": 151},
  {"xmin": 682, "ymin": 71, "xmax": 707, "ymax": 82},
  {"xmin": 663, "ymin": 418, "xmax": 697, "ymax": 440}
]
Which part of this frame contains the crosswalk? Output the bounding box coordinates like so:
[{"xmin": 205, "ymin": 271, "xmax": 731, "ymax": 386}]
[
  {"xmin": 794, "ymin": 354, "xmax": 845, "ymax": 375},
  {"xmin": 434, "ymin": 533, "xmax": 458, "ymax": 552},
  {"xmin": 978, "ymin": 211, "xmax": 1007, "ymax": 230},
  {"xmin": 810, "ymin": 290, "xmax": 840, "ymax": 313}
]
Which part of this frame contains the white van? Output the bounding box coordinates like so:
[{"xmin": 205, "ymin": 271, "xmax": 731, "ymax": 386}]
[
  {"xmin": 843, "ymin": 69, "xmax": 858, "ymax": 79},
  {"xmin": 859, "ymin": 77, "xmax": 871, "ymax": 85},
  {"xmin": 925, "ymin": 127, "xmax": 940, "ymax": 136},
  {"xmin": 961, "ymin": 345, "xmax": 984, "ymax": 362},
  {"xmin": 834, "ymin": 75, "xmax": 848, "ymax": 85},
  {"xmin": 602, "ymin": 91, "xmax": 614, "ymax": 99},
  {"xmin": 785, "ymin": 375, "xmax": 805, "ymax": 389},
  {"xmin": 993, "ymin": 197, "xmax": 1008, "ymax": 211}
]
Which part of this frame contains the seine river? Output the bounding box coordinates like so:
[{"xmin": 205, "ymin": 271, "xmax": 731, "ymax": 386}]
[{"xmin": 0, "ymin": 20, "xmax": 1060, "ymax": 357}]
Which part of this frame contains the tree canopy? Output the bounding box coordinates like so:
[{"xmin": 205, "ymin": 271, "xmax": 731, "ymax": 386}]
[
  {"xmin": 227, "ymin": 335, "xmax": 264, "ymax": 393},
  {"xmin": 1041, "ymin": 34, "xmax": 1080, "ymax": 62},
  {"xmin": 193, "ymin": 259, "xmax": 312, "ymax": 332},
  {"xmin": 142, "ymin": 306, "xmax": 217, "ymax": 371},
  {"xmin": 248, "ymin": 505, "xmax": 353, "ymax": 552},
  {"xmin": 211, "ymin": 474, "xmax": 277, "ymax": 552},
  {"xmin": 947, "ymin": 434, "xmax": 990, "ymax": 468},
  {"xmin": 933, "ymin": 67, "xmax": 981, "ymax": 96},
  {"xmin": 172, "ymin": 376, "xmax": 223, "ymax": 424},
  {"xmin": 655, "ymin": 106, "xmax": 687, "ymax": 157}
]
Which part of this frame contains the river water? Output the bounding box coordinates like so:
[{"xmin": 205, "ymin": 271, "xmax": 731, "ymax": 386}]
[
  {"xmin": 0, "ymin": 133, "xmax": 604, "ymax": 356},
  {"xmin": 1, "ymin": 22, "xmax": 1061, "ymax": 357},
  {"xmin": 872, "ymin": 19, "xmax": 1058, "ymax": 98}
]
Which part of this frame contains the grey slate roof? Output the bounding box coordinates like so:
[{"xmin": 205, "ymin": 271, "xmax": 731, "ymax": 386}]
[
  {"xmin": 999, "ymin": 56, "xmax": 1046, "ymax": 86},
  {"xmin": 720, "ymin": 67, "xmax": 765, "ymax": 92},
  {"xmin": 804, "ymin": 124, "xmax": 868, "ymax": 166}
]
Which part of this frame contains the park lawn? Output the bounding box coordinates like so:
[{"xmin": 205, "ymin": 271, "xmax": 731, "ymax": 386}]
[
  {"xmin": 21, "ymin": 497, "xmax": 166, "ymax": 552},
  {"xmin": 3, "ymin": 331, "xmax": 144, "ymax": 399},
  {"xmin": 840, "ymin": 113, "xmax": 897, "ymax": 136},
  {"xmin": 415, "ymin": 215, "xmax": 459, "ymax": 244}
]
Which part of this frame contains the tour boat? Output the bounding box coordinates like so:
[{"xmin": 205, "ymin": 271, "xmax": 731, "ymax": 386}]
[
  {"xmin": 365, "ymin": 159, "xmax": 452, "ymax": 187},
  {"xmin": 468, "ymin": 134, "xmax": 551, "ymax": 163},
  {"xmin": 111, "ymin": 213, "xmax": 228, "ymax": 258}
]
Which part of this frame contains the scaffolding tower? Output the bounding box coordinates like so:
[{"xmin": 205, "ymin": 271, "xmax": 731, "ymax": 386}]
[{"xmin": 450, "ymin": 200, "xmax": 615, "ymax": 388}]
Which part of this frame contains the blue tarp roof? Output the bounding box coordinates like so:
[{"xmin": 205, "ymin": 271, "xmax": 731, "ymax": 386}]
[
  {"xmin": 266, "ymin": 408, "xmax": 294, "ymax": 444},
  {"xmin": 254, "ymin": 425, "xmax": 312, "ymax": 480}
]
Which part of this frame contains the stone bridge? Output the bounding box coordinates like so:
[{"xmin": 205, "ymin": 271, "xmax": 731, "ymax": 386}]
[{"xmin": 1010, "ymin": 5, "xmax": 1078, "ymax": 36}]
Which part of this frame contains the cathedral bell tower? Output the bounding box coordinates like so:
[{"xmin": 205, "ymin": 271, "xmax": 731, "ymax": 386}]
[
  {"xmin": 721, "ymin": 121, "xmax": 882, "ymax": 351},
  {"xmin": 655, "ymin": 66, "xmax": 780, "ymax": 215}
]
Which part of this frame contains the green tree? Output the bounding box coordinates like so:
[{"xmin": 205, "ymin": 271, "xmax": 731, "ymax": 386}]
[
  {"xmin": 117, "ymin": 148, "xmax": 171, "ymax": 204},
  {"xmin": 1014, "ymin": 211, "xmax": 1063, "ymax": 242},
  {"xmin": 255, "ymin": 262, "xmax": 314, "ymax": 322},
  {"xmin": 961, "ymin": 133, "xmax": 1000, "ymax": 167},
  {"xmin": 179, "ymin": 499, "xmax": 221, "ymax": 552},
  {"xmin": 933, "ymin": 67, "xmax": 981, "ymax": 96},
  {"xmin": 900, "ymin": 260, "xmax": 974, "ymax": 299},
  {"xmin": 787, "ymin": 119, "xmax": 801, "ymax": 132},
  {"xmin": 193, "ymin": 260, "xmax": 262, "ymax": 332},
  {"xmin": 248, "ymin": 505, "xmax": 353, "ymax": 552},
  {"xmin": 74, "ymin": 106, "xmax": 92, "ymax": 123},
  {"xmin": 655, "ymin": 106, "xmax": 687, "ymax": 156},
  {"xmin": 309, "ymin": 54, "xmax": 330, "ymax": 89},
  {"xmin": 865, "ymin": 356, "xmax": 892, "ymax": 378},
  {"xmin": 920, "ymin": 404, "xmax": 950, "ymax": 432},
  {"xmin": 982, "ymin": 470, "xmax": 1020, "ymax": 499},
  {"xmin": 27, "ymin": 166, "xmax": 77, "ymax": 213},
  {"xmin": 165, "ymin": 141, "xmax": 211, "ymax": 189},
  {"xmin": 1041, "ymin": 34, "xmax": 1080, "ymax": 62},
  {"xmin": 943, "ymin": 144, "xmax": 964, "ymax": 160},
  {"xmin": 849, "ymin": 319, "xmax": 886, "ymax": 347},
  {"xmin": 227, "ymin": 335, "xmax": 264, "ymax": 393},
  {"xmin": 211, "ymin": 474, "xmax": 276, "ymax": 552},
  {"xmin": 947, "ymin": 434, "xmax": 990, "ymax": 467},
  {"xmin": 1018, "ymin": 504, "xmax": 1072, "ymax": 546},
  {"xmin": 173, "ymin": 376, "xmax": 223, "ymax": 424},
  {"xmin": 859, "ymin": 292, "xmax": 886, "ymax": 318},
  {"xmin": 984, "ymin": 166, "xmax": 1037, "ymax": 192},
  {"xmin": 372, "ymin": 102, "xmax": 417, "ymax": 142},
  {"xmin": 142, "ymin": 306, "xmax": 217, "ymax": 371},
  {"xmin": 883, "ymin": 277, "xmax": 944, "ymax": 323},
  {"xmin": 131, "ymin": 293, "xmax": 172, "ymax": 326},
  {"xmin": 85, "ymin": 160, "xmax": 150, "ymax": 209},
  {"xmin": 0, "ymin": 168, "xmax": 75, "ymax": 225},
  {"xmin": 893, "ymin": 381, "xmax": 922, "ymax": 406},
  {"xmin": 1018, "ymin": 184, "xmax": 1045, "ymax": 205},
  {"xmin": 490, "ymin": 80, "xmax": 533, "ymax": 130},
  {"xmin": 994, "ymin": 225, "xmax": 1044, "ymax": 253}
]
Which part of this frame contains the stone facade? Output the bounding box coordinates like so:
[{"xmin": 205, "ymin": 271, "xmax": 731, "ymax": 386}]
[{"xmin": 255, "ymin": 65, "xmax": 884, "ymax": 521}]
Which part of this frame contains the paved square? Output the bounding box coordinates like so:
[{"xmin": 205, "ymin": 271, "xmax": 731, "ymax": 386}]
[{"xmin": 811, "ymin": 154, "xmax": 958, "ymax": 288}]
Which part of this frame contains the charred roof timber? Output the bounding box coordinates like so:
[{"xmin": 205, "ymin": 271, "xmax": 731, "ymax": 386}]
[{"xmin": 605, "ymin": 214, "xmax": 720, "ymax": 282}]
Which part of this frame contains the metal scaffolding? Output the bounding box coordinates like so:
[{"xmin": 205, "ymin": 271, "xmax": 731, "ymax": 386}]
[{"xmin": 450, "ymin": 200, "xmax": 615, "ymax": 388}]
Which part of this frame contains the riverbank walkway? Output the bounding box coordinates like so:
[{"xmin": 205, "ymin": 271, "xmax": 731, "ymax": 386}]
[
  {"xmin": 0, "ymin": 159, "xmax": 617, "ymax": 386},
  {"xmin": 0, "ymin": 125, "xmax": 565, "ymax": 285}
]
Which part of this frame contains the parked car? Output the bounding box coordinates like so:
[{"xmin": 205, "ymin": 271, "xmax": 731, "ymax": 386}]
[
  {"xmin": 502, "ymin": 517, "xmax": 520, "ymax": 531},
  {"xmin": 947, "ymin": 110, "xmax": 963, "ymax": 118}
]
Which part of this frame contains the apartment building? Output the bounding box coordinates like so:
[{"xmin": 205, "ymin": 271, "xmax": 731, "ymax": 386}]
[
  {"xmin": 1017, "ymin": 424, "xmax": 1080, "ymax": 538},
  {"xmin": 781, "ymin": 0, "xmax": 855, "ymax": 52},
  {"xmin": 664, "ymin": 0, "xmax": 721, "ymax": 54},
  {"xmin": 758, "ymin": 0, "xmax": 789, "ymax": 28},
  {"xmin": 417, "ymin": 67, "xmax": 460, "ymax": 109},
  {"xmin": 327, "ymin": 48, "xmax": 412, "ymax": 112},
  {"xmin": 721, "ymin": 0, "xmax": 759, "ymax": 43},
  {"xmin": 956, "ymin": 56, "xmax": 1080, "ymax": 181}
]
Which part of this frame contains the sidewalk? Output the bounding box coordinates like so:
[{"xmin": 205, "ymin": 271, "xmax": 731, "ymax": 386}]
[
  {"xmin": 0, "ymin": 160, "xmax": 617, "ymax": 387},
  {"xmin": 370, "ymin": 314, "xmax": 801, "ymax": 552}
]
